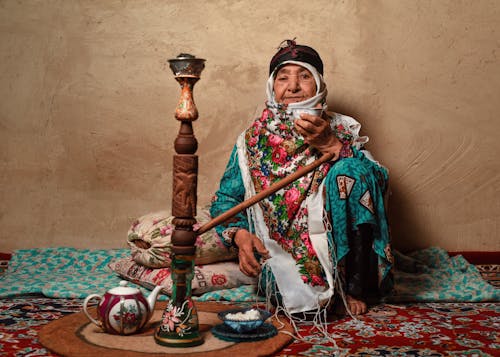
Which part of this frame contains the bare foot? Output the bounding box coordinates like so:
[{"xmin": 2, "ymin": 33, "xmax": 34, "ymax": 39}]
[{"xmin": 346, "ymin": 295, "xmax": 367, "ymax": 315}]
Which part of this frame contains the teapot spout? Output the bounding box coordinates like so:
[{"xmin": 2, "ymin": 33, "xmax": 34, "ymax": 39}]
[{"xmin": 147, "ymin": 285, "xmax": 163, "ymax": 313}]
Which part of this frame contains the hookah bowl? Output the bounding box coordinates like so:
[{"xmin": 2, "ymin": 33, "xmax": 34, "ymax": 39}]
[{"xmin": 154, "ymin": 53, "xmax": 205, "ymax": 347}]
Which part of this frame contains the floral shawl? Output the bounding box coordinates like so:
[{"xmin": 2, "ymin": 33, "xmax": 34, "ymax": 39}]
[
  {"xmin": 234, "ymin": 60, "xmax": 340, "ymax": 312},
  {"xmin": 244, "ymin": 107, "xmax": 331, "ymax": 288}
]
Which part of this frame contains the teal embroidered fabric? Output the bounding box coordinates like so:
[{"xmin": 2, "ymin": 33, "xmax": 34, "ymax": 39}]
[
  {"xmin": 197, "ymin": 285, "xmax": 264, "ymax": 303},
  {"xmin": 0, "ymin": 248, "xmax": 136, "ymax": 299},
  {"xmin": 325, "ymin": 149, "xmax": 390, "ymax": 261},
  {"xmin": 210, "ymin": 145, "xmax": 250, "ymax": 240},
  {"xmin": 389, "ymin": 247, "xmax": 500, "ymax": 302},
  {"xmin": 324, "ymin": 148, "xmax": 393, "ymax": 282},
  {"xmin": 0, "ymin": 247, "xmax": 497, "ymax": 302},
  {"xmin": 0, "ymin": 247, "xmax": 256, "ymax": 302}
]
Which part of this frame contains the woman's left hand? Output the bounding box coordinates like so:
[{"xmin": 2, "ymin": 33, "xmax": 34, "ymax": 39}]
[{"xmin": 295, "ymin": 113, "xmax": 342, "ymax": 157}]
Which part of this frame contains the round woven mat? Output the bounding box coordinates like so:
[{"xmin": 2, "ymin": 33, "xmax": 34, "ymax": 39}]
[{"xmin": 39, "ymin": 301, "xmax": 294, "ymax": 356}]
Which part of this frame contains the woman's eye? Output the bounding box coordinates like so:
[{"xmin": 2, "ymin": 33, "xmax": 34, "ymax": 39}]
[{"xmin": 277, "ymin": 76, "xmax": 288, "ymax": 81}]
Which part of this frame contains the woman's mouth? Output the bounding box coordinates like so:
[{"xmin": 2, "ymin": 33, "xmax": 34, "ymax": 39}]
[{"xmin": 284, "ymin": 97, "xmax": 303, "ymax": 103}]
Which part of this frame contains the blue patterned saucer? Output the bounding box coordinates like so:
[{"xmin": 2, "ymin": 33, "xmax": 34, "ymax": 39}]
[
  {"xmin": 211, "ymin": 322, "xmax": 277, "ymax": 342},
  {"xmin": 217, "ymin": 308, "xmax": 272, "ymax": 333}
]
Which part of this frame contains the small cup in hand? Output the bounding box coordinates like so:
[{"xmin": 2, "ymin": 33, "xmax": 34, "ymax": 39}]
[{"xmin": 291, "ymin": 107, "xmax": 323, "ymax": 121}]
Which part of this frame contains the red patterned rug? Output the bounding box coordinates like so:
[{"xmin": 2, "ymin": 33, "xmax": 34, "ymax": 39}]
[
  {"xmin": 276, "ymin": 302, "xmax": 500, "ymax": 356},
  {"xmin": 0, "ymin": 296, "xmax": 498, "ymax": 356},
  {"xmin": 1, "ymin": 252, "xmax": 498, "ymax": 355}
]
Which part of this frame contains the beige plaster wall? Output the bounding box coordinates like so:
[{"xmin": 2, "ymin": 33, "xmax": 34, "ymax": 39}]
[{"xmin": 1, "ymin": 0, "xmax": 499, "ymax": 252}]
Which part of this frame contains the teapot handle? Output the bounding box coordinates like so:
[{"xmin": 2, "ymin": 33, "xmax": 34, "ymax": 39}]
[{"xmin": 83, "ymin": 294, "xmax": 103, "ymax": 327}]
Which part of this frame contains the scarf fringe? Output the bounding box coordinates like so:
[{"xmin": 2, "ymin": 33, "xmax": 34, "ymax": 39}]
[{"xmin": 252, "ymin": 213, "xmax": 364, "ymax": 349}]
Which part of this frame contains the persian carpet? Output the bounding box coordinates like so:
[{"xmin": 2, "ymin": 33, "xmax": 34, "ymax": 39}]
[
  {"xmin": 0, "ymin": 296, "xmax": 499, "ymax": 356},
  {"xmin": 1, "ymin": 250, "xmax": 498, "ymax": 356},
  {"xmin": 275, "ymin": 302, "xmax": 499, "ymax": 356}
]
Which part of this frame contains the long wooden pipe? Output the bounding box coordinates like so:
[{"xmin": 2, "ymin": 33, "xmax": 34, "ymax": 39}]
[{"xmin": 196, "ymin": 151, "xmax": 335, "ymax": 235}]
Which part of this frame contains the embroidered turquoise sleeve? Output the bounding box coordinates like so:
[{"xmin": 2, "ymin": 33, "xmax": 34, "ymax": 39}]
[{"xmin": 209, "ymin": 145, "xmax": 249, "ymax": 246}]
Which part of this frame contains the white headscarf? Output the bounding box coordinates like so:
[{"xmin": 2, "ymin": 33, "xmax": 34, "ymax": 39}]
[
  {"xmin": 265, "ymin": 60, "xmax": 328, "ymax": 115},
  {"xmin": 265, "ymin": 59, "xmax": 370, "ymax": 151}
]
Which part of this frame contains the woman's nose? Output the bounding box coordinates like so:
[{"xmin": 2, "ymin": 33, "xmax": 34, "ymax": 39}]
[{"xmin": 288, "ymin": 77, "xmax": 301, "ymax": 92}]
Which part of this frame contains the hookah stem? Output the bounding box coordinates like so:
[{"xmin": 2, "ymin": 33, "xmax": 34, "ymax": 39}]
[{"xmin": 196, "ymin": 151, "xmax": 335, "ymax": 235}]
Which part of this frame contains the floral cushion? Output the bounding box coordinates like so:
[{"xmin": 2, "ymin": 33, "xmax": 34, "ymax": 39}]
[
  {"xmin": 127, "ymin": 208, "xmax": 238, "ymax": 268},
  {"xmin": 108, "ymin": 257, "xmax": 256, "ymax": 296}
]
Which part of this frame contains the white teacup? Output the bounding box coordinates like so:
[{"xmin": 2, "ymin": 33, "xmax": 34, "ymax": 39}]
[{"xmin": 291, "ymin": 107, "xmax": 323, "ymax": 120}]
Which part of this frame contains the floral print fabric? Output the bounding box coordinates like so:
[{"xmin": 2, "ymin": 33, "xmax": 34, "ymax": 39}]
[
  {"xmin": 244, "ymin": 108, "xmax": 331, "ymax": 287},
  {"xmin": 211, "ymin": 108, "xmax": 393, "ymax": 292},
  {"xmin": 109, "ymin": 256, "xmax": 256, "ymax": 296},
  {"xmin": 127, "ymin": 208, "xmax": 238, "ymax": 268}
]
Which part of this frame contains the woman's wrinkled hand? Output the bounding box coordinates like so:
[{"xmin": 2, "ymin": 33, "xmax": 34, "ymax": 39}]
[
  {"xmin": 233, "ymin": 229, "xmax": 270, "ymax": 277},
  {"xmin": 294, "ymin": 113, "xmax": 342, "ymax": 158}
]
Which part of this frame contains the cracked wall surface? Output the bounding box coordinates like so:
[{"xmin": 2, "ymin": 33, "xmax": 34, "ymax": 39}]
[{"xmin": 1, "ymin": 0, "xmax": 499, "ymax": 252}]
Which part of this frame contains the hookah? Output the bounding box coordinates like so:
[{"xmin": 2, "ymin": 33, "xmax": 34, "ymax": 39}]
[
  {"xmin": 154, "ymin": 53, "xmax": 334, "ymax": 347},
  {"xmin": 154, "ymin": 53, "xmax": 205, "ymax": 347}
]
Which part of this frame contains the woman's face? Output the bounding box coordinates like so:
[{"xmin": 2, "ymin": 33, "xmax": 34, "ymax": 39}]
[{"xmin": 273, "ymin": 64, "xmax": 317, "ymax": 105}]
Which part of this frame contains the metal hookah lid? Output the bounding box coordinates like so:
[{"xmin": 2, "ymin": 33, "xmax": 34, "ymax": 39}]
[{"xmin": 168, "ymin": 53, "xmax": 206, "ymax": 77}]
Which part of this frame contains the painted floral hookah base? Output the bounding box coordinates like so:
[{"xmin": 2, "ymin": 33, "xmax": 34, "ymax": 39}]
[{"xmin": 154, "ymin": 257, "xmax": 203, "ymax": 347}]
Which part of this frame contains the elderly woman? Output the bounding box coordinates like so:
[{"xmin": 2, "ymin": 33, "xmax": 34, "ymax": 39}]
[{"xmin": 210, "ymin": 40, "xmax": 393, "ymax": 317}]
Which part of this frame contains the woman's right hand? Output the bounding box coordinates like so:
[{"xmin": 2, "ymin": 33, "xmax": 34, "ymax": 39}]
[
  {"xmin": 295, "ymin": 113, "xmax": 342, "ymax": 158},
  {"xmin": 233, "ymin": 229, "xmax": 270, "ymax": 277}
]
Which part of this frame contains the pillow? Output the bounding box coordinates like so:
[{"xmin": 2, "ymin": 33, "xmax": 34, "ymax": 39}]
[
  {"xmin": 127, "ymin": 207, "xmax": 238, "ymax": 268},
  {"xmin": 109, "ymin": 257, "xmax": 256, "ymax": 296}
]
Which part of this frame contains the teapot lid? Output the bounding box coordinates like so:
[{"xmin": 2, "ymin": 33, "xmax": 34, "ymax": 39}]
[{"xmin": 108, "ymin": 280, "xmax": 141, "ymax": 295}]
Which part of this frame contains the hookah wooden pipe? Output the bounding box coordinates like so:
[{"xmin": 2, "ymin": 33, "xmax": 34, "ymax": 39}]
[{"xmin": 196, "ymin": 151, "xmax": 336, "ymax": 235}]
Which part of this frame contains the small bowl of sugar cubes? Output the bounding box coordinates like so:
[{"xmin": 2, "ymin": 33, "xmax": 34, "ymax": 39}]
[{"xmin": 217, "ymin": 307, "xmax": 272, "ymax": 333}]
